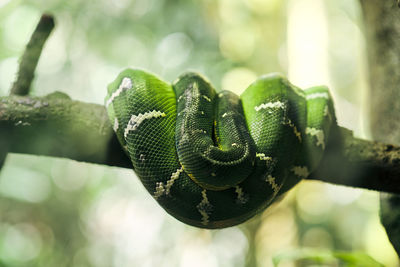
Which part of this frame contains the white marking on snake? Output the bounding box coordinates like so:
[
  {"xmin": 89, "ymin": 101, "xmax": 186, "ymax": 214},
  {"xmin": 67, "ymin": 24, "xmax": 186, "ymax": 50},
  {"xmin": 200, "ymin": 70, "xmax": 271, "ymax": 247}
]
[
  {"xmin": 113, "ymin": 118, "xmax": 119, "ymax": 131},
  {"xmin": 285, "ymin": 118, "xmax": 302, "ymax": 142},
  {"xmin": 324, "ymin": 106, "xmax": 332, "ymax": 121},
  {"xmin": 188, "ymin": 83, "xmax": 201, "ymax": 100},
  {"xmin": 197, "ymin": 190, "xmax": 212, "ymax": 225},
  {"xmin": 291, "ymin": 166, "xmax": 310, "ymax": 178},
  {"xmin": 172, "ymin": 77, "xmax": 181, "ymax": 84},
  {"xmin": 254, "ymin": 101, "xmax": 285, "ymax": 112},
  {"xmin": 154, "ymin": 182, "xmax": 165, "ymax": 199},
  {"xmin": 124, "ymin": 110, "xmax": 166, "ymax": 138},
  {"xmin": 181, "ymin": 133, "xmax": 190, "ymax": 142},
  {"xmin": 266, "ymin": 175, "xmax": 280, "ymax": 194},
  {"xmin": 211, "ymin": 172, "xmax": 216, "ymax": 177},
  {"xmin": 256, "ymin": 153, "xmax": 273, "ymax": 162},
  {"xmin": 177, "ymin": 95, "xmax": 184, "ymax": 102},
  {"xmin": 306, "ymin": 92, "xmax": 329, "ymax": 100},
  {"xmin": 218, "ymin": 93, "xmax": 224, "ymax": 97},
  {"xmin": 192, "ymin": 129, "xmax": 202, "ymax": 134},
  {"xmin": 192, "ymin": 82, "xmax": 199, "ymax": 94},
  {"xmin": 191, "ymin": 129, "xmax": 207, "ymax": 135},
  {"xmin": 201, "ymin": 111, "xmax": 205, "ymax": 115},
  {"xmin": 165, "ymin": 167, "xmax": 183, "ymax": 195},
  {"xmin": 222, "ymin": 112, "xmax": 228, "ymax": 118},
  {"xmin": 324, "ymin": 106, "xmax": 329, "ymax": 117},
  {"xmin": 293, "ymin": 87, "xmax": 306, "ymax": 97},
  {"xmin": 235, "ymin": 186, "xmax": 248, "ymax": 204},
  {"xmin": 305, "ymin": 127, "xmax": 325, "ymax": 149},
  {"xmin": 202, "ymin": 95, "xmax": 211, "ymax": 102},
  {"xmin": 139, "ymin": 154, "xmax": 145, "ymax": 162},
  {"xmin": 153, "ymin": 167, "xmax": 183, "ymax": 199},
  {"xmin": 106, "ymin": 77, "xmax": 132, "ymax": 107}
]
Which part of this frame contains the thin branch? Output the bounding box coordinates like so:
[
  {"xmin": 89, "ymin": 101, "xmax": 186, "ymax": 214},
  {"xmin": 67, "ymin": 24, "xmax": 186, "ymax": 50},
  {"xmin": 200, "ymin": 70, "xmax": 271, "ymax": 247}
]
[
  {"xmin": 1, "ymin": 94, "xmax": 400, "ymax": 193},
  {"xmin": 10, "ymin": 14, "xmax": 55, "ymax": 96}
]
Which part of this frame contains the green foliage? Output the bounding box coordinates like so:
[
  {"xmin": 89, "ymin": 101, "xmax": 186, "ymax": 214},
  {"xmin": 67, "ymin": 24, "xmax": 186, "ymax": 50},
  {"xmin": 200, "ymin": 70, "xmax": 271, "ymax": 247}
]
[{"xmin": 273, "ymin": 249, "xmax": 384, "ymax": 267}]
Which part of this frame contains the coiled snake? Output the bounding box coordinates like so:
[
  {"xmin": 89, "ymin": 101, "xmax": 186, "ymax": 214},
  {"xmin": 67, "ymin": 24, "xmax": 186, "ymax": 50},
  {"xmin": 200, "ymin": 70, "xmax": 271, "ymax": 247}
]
[{"xmin": 105, "ymin": 69, "xmax": 336, "ymax": 229}]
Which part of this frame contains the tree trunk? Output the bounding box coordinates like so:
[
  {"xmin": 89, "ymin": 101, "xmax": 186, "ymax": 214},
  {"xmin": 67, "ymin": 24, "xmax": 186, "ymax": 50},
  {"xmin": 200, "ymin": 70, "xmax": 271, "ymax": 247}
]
[
  {"xmin": 361, "ymin": 0, "xmax": 400, "ymax": 143},
  {"xmin": 360, "ymin": 0, "xmax": 400, "ymax": 255}
]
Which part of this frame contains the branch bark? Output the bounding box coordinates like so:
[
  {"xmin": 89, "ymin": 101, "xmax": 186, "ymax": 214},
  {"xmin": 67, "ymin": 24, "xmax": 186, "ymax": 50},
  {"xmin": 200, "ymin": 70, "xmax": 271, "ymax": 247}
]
[
  {"xmin": 308, "ymin": 126, "xmax": 400, "ymax": 193},
  {"xmin": 1, "ymin": 94, "xmax": 400, "ymax": 193},
  {"xmin": 0, "ymin": 94, "xmax": 131, "ymax": 169}
]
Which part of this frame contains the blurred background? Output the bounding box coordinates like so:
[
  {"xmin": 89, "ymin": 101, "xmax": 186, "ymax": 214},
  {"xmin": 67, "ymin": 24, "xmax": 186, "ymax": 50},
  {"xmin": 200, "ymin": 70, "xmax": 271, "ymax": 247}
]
[{"xmin": 0, "ymin": 0, "xmax": 397, "ymax": 266}]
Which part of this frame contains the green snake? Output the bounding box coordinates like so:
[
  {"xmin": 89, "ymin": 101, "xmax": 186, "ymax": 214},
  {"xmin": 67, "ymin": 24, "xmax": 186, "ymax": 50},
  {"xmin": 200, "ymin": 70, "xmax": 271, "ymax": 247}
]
[{"xmin": 105, "ymin": 68, "xmax": 336, "ymax": 229}]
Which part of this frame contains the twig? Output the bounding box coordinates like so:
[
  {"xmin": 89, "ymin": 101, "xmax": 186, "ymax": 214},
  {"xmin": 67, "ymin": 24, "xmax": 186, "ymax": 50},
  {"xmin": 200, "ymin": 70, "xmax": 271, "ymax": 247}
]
[{"xmin": 10, "ymin": 14, "xmax": 55, "ymax": 96}]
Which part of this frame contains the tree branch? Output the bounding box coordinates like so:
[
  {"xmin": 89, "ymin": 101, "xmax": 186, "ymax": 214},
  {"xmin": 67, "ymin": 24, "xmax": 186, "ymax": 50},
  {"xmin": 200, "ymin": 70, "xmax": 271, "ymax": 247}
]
[
  {"xmin": 308, "ymin": 126, "xmax": 400, "ymax": 193},
  {"xmin": 0, "ymin": 94, "xmax": 131, "ymax": 169},
  {"xmin": 1, "ymin": 94, "xmax": 400, "ymax": 193},
  {"xmin": 10, "ymin": 14, "xmax": 55, "ymax": 96}
]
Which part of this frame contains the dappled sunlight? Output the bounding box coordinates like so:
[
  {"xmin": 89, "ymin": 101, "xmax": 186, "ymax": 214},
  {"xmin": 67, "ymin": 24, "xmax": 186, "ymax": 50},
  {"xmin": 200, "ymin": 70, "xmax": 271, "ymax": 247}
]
[
  {"xmin": 0, "ymin": 223, "xmax": 43, "ymax": 263},
  {"xmin": 0, "ymin": 156, "xmax": 51, "ymax": 203},
  {"xmin": 156, "ymin": 32, "xmax": 193, "ymax": 72},
  {"xmin": 295, "ymin": 181, "xmax": 333, "ymax": 223},
  {"xmin": 287, "ymin": 0, "xmax": 330, "ymax": 89},
  {"xmin": 0, "ymin": 57, "xmax": 17, "ymax": 95},
  {"xmin": 221, "ymin": 67, "xmax": 257, "ymax": 95},
  {"xmin": 365, "ymin": 217, "xmax": 399, "ymax": 266},
  {"xmin": 257, "ymin": 200, "xmax": 297, "ymax": 267}
]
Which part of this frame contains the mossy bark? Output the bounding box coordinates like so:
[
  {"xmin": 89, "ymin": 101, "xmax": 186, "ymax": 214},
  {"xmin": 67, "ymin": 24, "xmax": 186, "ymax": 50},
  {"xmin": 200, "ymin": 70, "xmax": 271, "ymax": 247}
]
[{"xmin": 0, "ymin": 95, "xmax": 131, "ymax": 169}]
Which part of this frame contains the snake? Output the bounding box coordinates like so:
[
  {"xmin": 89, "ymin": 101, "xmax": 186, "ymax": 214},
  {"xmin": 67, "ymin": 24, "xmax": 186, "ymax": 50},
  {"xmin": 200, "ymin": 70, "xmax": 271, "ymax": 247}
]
[{"xmin": 105, "ymin": 68, "xmax": 337, "ymax": 229}]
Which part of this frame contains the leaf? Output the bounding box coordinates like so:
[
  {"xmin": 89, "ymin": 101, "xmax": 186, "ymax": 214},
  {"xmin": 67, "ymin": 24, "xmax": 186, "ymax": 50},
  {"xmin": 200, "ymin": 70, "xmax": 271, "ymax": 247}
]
[{"xmin": 272, "ymin": 248, "xmax": 384, "ymax": 267}]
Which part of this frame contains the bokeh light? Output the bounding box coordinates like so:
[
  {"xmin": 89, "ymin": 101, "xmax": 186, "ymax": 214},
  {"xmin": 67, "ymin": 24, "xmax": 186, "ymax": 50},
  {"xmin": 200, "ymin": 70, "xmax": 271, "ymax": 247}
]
[{"xmin": 0, "ymin": 0, "xmax": 396, "ymax": 266}]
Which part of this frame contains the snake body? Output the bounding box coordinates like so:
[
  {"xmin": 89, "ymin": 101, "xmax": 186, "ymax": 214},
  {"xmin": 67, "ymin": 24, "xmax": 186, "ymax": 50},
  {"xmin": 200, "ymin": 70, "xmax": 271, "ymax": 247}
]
[{"xmin": 105, "ymin": 68, "xmax": 336, "ymax": 228}]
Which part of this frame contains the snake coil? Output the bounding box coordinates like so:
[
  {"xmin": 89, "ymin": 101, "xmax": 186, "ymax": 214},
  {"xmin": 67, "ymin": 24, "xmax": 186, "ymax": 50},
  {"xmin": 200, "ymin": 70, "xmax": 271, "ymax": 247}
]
[{"xmin": 105, "ymin": 69, "xmax": 336, "ymax": 228}]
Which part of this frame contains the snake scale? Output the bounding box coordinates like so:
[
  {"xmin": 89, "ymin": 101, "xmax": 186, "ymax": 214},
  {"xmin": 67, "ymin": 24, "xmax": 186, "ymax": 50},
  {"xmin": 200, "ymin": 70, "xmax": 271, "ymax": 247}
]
[{"xmin": 105, "ymin": 68, "xmax": 336, "ymax": 229}]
